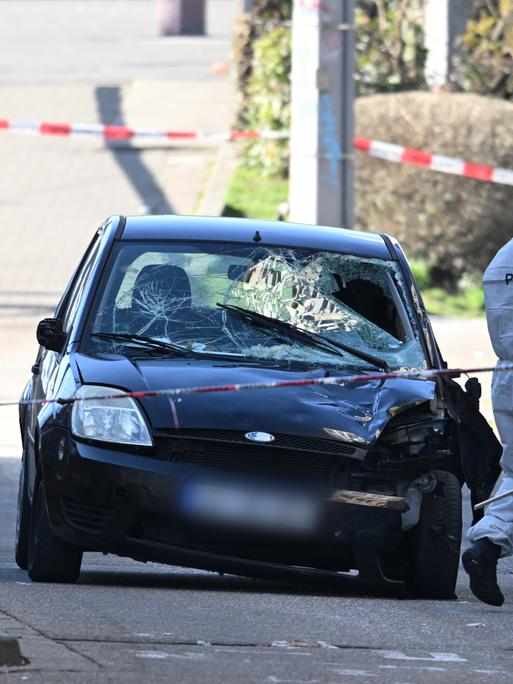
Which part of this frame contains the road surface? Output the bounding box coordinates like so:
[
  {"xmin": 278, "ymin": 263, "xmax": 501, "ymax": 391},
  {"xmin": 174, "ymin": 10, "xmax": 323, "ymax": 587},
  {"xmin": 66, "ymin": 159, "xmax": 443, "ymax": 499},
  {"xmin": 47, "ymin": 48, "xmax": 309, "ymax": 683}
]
[{"xmin": 0, "ymin": 458, "xmax": 512, "ymax": 682}]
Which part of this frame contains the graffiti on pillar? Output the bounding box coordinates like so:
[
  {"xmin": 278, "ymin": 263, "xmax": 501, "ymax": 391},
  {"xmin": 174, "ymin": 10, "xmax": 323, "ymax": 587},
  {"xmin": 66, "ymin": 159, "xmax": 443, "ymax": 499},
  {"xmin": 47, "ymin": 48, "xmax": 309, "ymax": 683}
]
[
  {"xmin": 319, "ymin": 91, "xmax": 341, "ymax": 187},
  {"xmin": 321, "ymin": 29, "xmax": 342, "ymax": 64}
]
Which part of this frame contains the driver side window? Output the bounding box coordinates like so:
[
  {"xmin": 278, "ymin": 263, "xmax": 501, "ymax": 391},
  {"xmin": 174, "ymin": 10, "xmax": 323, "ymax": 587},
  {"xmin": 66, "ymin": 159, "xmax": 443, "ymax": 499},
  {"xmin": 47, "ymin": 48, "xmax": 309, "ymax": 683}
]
[{"xmin": 61, "ymin": 235, "xmax": 102, "ymax": 333}]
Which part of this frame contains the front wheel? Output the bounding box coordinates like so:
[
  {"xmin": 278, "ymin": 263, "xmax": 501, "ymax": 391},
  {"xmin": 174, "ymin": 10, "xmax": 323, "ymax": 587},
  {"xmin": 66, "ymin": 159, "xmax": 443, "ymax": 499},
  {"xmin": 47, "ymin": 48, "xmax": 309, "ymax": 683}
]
[
  {"xmin": 28, "ymin": 481, "xmax": 82, "ymax": 583},
  {"xmin": 410, "ymin": 470, "xmax": 462, "ymax": 599}
]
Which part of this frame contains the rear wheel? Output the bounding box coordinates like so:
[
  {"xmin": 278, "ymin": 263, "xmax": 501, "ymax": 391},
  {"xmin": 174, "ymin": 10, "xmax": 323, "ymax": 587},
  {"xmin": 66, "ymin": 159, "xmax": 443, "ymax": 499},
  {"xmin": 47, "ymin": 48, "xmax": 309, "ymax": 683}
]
[
  {"xmin": 28, "ymin": 481, "xmax": 82, "ymax": 583},
  {"xmin": 14, "ymin": 448, "xmax": 30, "ymax": 570},
  {"xmin": 410, "ymin": 470, "xmax": 462, "ymax": 599}
]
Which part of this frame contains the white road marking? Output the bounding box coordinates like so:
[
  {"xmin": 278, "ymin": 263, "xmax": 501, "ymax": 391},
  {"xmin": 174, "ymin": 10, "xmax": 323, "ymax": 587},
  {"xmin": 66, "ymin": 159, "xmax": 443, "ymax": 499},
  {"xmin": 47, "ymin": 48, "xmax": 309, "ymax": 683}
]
[
  {"xmin": 316, "ymin": 641, "xmax": 338, "ymax": 650},
  {"xmin": 331, "ymin": 669, "xmax": 378, "ymax": 677},
  {"xmin": 380, "ymin": 665, "xmax": 447, "ymax": 672},
  {"xmin": 134, "ymin": 650, "xmax": 206, "ymax": 661},
  {"xmin": 135, "ymin": 650, "xmax": 170, "ymax": 659},
  {"xmin": 380, "ymin": 651, "xmax": 467, "ymax": 663},
  {"xmin": 271, "ymin": 640, "xmax": 313, "ymax": 649},
  {"xmin": 214, "ymin": 647, "xmax": 312, "ymax": 656},
  {"xmin": 268, "ymin": 678, "xmax": 319, "ymax": 684}
]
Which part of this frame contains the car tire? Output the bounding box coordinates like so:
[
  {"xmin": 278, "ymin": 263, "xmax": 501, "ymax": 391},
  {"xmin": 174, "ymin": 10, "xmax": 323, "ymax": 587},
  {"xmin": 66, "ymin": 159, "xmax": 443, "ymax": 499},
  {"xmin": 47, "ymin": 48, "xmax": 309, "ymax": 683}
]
[
  {"xmin": 410, "ymin": 470, "xmax": 462, "ymax": 599},
  {"xmin": 28, "ymin": 481, "xmax": 82, "ymax": 583},
  {"xmin": 14, "ymin": 450, "xmax": 31, "ymax": 570}
]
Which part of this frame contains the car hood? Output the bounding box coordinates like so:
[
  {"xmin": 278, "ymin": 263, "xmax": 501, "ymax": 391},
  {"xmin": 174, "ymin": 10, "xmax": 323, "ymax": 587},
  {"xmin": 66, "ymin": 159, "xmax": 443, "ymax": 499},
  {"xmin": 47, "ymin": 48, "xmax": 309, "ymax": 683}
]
[{"xmin": 75, "ymin": 354, "xmax": 436, "ymax": 449}]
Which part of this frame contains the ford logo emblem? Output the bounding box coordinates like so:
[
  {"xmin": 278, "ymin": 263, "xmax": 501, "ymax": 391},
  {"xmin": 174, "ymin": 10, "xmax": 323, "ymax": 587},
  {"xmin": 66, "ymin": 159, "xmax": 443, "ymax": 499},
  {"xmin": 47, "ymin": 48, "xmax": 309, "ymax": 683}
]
[{"xmin": 245, "ymin": 431, "xmax": 275, "ymax": 443}]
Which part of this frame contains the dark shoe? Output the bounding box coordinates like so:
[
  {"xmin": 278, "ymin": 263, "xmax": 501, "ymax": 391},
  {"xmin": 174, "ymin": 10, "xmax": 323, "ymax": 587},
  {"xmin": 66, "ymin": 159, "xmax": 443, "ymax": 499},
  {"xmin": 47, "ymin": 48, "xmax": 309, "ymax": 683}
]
[{"xmin": 462, "ymin": 539, "xmax": 504, "ymax": 607}]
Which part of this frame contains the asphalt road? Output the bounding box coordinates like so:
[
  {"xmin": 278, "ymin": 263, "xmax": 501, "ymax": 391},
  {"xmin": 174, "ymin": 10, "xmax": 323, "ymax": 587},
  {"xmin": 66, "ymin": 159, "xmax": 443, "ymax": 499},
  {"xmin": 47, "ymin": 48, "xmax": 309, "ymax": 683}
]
[
  {"xmin": 0, "ymin": 0, "xmax": 235, "ymax": 83},
  {"xmin": 0, "ymin": 456, "xmax": 512, "ymax": 682}
]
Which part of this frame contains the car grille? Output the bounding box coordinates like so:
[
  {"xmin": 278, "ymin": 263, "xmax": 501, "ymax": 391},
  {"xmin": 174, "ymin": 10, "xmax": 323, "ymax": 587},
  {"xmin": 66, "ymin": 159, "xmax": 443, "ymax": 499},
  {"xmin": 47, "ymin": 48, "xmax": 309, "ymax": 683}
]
[
  {"xmin": 166, "ymin": 434, "xmax": 354, "ymax": 484},
  {"xmin": 167, "ymin": 429, "xmax": 357, "ymax": 456},
  {"xmin": 60, "ymin": 498, "xmax": 113, "ymax": 534}
]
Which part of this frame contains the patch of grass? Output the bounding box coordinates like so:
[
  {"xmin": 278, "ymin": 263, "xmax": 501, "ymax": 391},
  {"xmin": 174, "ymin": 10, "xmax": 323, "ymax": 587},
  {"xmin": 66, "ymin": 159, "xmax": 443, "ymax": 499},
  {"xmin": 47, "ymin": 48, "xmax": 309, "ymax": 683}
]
[
  {"xmin": 409, "ymin": 258, "xmax": 430, "ymax": 290},
  {"xmin": 411, "ymin": 259, "xmax": 485, "ymax": 317},
  {"xmin": 222, "ymin": 166, "xmax": 288, "ymax": 221},
  {"xmin": 421, "ymin": 286, "xmax": 485, "ymax": 318}
]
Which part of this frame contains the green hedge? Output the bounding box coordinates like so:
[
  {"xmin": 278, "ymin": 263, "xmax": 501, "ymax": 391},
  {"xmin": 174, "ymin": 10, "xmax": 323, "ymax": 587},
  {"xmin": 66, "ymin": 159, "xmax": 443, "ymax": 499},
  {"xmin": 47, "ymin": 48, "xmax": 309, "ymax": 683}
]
[
  {"xmin": 356, "ymin": 0, "xmax": 426, "ymax": 94},
  {"xmin": 454, "ymin": 0, "xmax": 513, "ymax": 99},
  {"xmin": 243, "ymin": 26, "xmax": 291, "ymax": 176}
]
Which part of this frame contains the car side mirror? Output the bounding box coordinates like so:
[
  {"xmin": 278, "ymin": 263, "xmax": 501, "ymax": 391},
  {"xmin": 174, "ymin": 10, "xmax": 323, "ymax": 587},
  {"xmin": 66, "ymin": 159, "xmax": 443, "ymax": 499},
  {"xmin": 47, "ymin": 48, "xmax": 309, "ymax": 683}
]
[{"xmin": 36, "ymin": 318, "xmax": 66, "ymax": 352}]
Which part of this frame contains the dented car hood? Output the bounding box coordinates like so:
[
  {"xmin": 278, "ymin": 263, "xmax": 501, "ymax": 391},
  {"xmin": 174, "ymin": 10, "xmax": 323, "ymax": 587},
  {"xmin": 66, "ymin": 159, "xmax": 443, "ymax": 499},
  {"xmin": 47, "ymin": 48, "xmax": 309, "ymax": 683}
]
[{"xmin": 75, "ymin": 354, "xmax": 436, "ymax": 449}]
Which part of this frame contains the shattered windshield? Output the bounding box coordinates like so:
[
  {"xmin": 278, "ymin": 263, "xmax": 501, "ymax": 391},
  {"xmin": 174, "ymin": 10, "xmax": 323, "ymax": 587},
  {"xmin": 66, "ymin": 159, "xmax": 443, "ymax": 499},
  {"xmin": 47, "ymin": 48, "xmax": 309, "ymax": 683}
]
[{"xmin": 83, "ymin": 241, "xmax": 426, "ymax": 371}]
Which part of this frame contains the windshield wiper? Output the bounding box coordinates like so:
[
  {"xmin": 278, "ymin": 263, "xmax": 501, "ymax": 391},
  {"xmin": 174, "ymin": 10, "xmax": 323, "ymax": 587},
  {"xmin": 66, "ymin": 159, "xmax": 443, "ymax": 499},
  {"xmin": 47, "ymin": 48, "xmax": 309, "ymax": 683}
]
[
  {"xmin": 217, "ymin": 304, "xmax": 390, "ymax": 371},
  {"xmin": 91, "ymin": 332, "xmax": 268, "ymax": 364},
  {"xmin": 91, "ymin": 332, "xmax": 199, "ymax": 357}
]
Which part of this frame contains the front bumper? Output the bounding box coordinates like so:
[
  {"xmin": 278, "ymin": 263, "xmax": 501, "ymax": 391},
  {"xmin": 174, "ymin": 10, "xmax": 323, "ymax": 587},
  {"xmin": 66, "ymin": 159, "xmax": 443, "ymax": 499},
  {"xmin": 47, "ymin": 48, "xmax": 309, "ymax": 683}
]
[{"xmin": 40, "ymin": 430, "xmax": 408, "ymax": 591}]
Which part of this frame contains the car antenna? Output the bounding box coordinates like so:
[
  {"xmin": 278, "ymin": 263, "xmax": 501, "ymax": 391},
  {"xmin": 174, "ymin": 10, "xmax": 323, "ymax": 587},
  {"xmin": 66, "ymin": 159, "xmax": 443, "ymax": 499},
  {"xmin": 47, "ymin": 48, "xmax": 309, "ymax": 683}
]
[{"xmin": 253, "ymin": 230, "xmax": 262, "ymax": 243}]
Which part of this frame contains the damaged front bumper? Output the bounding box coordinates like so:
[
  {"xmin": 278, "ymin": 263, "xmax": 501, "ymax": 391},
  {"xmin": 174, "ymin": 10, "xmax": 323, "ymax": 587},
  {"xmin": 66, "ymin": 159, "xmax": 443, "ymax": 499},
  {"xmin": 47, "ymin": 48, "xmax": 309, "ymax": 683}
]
[{"xmin": 39, "ymin": 431, "xmax": 432, "ymax": 594}]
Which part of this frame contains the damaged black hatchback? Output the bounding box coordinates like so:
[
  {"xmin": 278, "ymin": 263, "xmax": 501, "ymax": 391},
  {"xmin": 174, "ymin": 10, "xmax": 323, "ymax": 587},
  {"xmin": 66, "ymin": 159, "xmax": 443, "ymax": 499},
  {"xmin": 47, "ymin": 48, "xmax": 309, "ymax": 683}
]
[{"xmin": 17, "ymin": 216, "xmax": 501, "ymax": 597}]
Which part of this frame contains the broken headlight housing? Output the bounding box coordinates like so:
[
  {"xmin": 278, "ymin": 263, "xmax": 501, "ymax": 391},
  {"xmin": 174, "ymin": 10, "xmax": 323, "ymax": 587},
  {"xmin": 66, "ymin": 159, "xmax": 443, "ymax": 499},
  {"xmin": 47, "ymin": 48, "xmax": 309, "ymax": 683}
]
[
  {"xmin": 71, "ymin": 385, "xmax": 153, "ymax": 447},
  {"xmin": 379, "ymin": 416, "xmax": 446, "ymax": 460}
]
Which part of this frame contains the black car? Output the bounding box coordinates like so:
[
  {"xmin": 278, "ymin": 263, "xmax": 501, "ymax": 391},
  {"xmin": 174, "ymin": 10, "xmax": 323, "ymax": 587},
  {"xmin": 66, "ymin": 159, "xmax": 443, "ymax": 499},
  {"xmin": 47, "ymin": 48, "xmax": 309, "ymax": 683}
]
[{"xmin": 16, "ymin": 215, "xmax": 501, "ymax": 597}]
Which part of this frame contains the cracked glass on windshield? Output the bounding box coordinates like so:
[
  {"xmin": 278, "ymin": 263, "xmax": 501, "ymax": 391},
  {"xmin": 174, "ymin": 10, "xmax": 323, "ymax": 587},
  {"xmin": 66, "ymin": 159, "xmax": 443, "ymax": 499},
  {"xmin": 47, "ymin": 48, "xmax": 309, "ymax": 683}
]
[{"xmin": 83, "ymin": 242, "xmax": 426, "ymax": 370}]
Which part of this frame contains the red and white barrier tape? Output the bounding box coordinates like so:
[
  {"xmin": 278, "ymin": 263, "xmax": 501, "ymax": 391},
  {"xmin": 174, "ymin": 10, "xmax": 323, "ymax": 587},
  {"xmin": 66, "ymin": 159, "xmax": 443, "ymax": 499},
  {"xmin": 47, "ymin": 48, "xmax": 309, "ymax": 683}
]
[
  {"xmin": 1, "ymin": 363, "xmax": 512, "ymax": 409},
  {"xmin": 1, "ymin": 117, "xmax": 512, "ymax": 187},
  {"xmin": 354, "ymin": 136, "xmax": 513, "ymax": 186},
  {"xmin": 0, "ymin": 118, "xmax": 288, "ymax": 143}
]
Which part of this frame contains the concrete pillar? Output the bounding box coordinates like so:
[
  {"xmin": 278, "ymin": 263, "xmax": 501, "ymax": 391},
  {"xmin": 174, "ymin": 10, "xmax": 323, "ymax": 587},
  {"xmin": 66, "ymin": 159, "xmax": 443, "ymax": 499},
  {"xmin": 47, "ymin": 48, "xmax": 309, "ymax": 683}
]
[
  {"xmin": 425, "ymin": 0, "xmax": 469, "ymax": 88},
  {"xmin": 157, "ymin": 0, "xmax": 205, "ymax": 36},
  {"xmin": 289, "ymin": 0, "xmax": 355, "ymax": 229}
]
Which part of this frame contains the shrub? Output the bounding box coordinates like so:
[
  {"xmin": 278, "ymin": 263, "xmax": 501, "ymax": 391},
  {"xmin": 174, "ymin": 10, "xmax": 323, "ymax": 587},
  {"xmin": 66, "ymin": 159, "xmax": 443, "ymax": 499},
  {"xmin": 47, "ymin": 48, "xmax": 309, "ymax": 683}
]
[
  {"xmin": 356, "ymin": 0, "xmax": 427, "ymax": 95},
  {"xmin": 356, "ymin": 91, "xmax": 513, "ymax": 287},
  {"xmin": 233, "ymin": 0, "xmax": 292, "ymax": 128},
  {"xmin": 454, "ymin": 0, "xmax": 513, "ymax": 99},
  {"xmin": 243, "ymin": 26, "xmax": 291, "ymax": 176}
]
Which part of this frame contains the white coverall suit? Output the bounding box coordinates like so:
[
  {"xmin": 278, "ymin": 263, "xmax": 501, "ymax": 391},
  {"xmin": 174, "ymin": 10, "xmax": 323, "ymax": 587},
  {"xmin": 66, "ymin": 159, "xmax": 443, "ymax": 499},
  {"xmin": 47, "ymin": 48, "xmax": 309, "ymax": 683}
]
[{"xmin": 468, "ymin": 237, "xmax": 513, "ymax": 557}]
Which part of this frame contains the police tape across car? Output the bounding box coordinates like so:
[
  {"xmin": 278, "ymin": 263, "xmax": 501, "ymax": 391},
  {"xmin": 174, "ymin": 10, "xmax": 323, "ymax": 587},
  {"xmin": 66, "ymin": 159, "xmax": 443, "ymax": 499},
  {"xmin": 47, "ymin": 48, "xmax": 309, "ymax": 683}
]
[{"xmin": 13, "ymin": 214, "xmax": 503, "ymax": 602}]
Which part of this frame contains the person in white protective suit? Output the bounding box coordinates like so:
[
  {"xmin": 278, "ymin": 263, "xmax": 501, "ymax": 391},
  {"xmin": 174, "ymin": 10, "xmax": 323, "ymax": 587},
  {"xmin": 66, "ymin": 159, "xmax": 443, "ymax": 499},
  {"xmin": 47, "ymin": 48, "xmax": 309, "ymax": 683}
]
[{"xmin": 463, "ymin": 237, "xmax": 513, "ymax": 606}]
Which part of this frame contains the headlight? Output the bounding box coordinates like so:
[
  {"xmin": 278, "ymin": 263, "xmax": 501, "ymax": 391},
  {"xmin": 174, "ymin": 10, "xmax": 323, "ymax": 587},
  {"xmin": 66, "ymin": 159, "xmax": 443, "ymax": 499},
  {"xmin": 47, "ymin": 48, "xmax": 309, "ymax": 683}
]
[{"xmin": 71, "ymin": 385, "xmax": 153, "ymax": 447}]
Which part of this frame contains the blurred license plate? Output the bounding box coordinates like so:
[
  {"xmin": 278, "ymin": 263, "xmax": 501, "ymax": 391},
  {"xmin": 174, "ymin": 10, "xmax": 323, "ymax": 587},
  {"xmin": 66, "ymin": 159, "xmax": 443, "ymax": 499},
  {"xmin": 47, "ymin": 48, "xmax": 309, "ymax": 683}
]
[{"xmin": 181, "ymin": 482, "xmax": 317, "ymax": 532}]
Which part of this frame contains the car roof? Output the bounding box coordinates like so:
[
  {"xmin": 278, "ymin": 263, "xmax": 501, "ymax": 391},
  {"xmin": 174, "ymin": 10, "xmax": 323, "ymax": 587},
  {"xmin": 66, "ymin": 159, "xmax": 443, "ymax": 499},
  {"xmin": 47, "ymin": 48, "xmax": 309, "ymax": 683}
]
[{"xmin": 119, "ymin": 215, "xmax": 392, "ymax": 260}]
